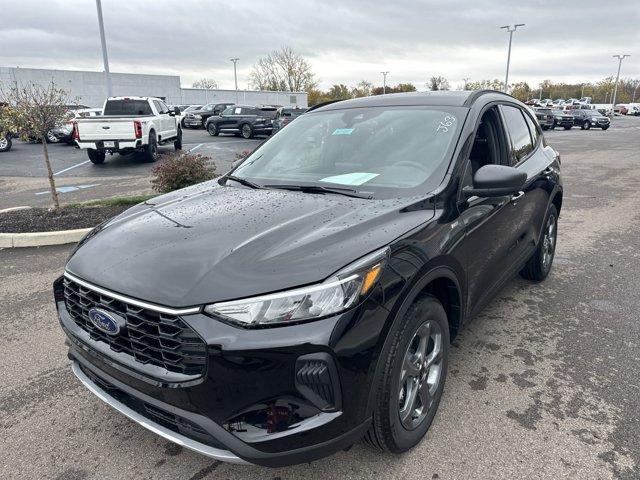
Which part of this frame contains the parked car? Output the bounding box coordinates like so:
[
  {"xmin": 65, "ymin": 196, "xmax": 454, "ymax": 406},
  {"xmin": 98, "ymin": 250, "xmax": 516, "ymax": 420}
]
[
  {"xmin": 272, "ymin": 107, "xmax": 308, "ymax": 133},
  {"xmin": 52, "ymin": 108, "xmax": 103, "ymax": 144},
  {"xmin": 55, "ymin": 90, "xmax": 562, "ymax": 467},
  {"xmin": 626, "ymin": 103, "xmax": 640, "ymax": 116},
  {"xmin": 184, "ymin": 102, "xmax": 235, "ymax": 129},
  {"xmin": 177, "ymin": 105, "xmax": 202, "ymax": 127},
  {"xmin": 533, "ymin": 108, "xmax": 555, "ymax": 130},
  {"xmin": 551, "ymin": 109, "xmax": 574, "ymax": 130},
  {"xmin": 205, "ymin": 105, "xmax": 277, "ymax": 138},
  {"xmin": 73, "ymin": 96, "xmax": 182, "ymax": 163},
  {"xmin": 571, "ymin": 109, "xmax": 610, "ymax": 130}
]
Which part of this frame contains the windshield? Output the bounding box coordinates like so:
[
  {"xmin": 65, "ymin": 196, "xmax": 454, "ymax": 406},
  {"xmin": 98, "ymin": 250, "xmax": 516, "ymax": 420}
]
[
  {"xmin": 233, "ymin": 105, "xmax": 466, "ymax": 198},
  {"xmin": 185, "ymin": 105, "xmax": 202, "ymax": 112}
]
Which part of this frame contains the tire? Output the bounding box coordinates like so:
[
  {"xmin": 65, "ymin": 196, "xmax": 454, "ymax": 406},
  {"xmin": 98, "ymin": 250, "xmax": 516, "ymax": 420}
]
[
  {"xmin": 520, "ymin": 204, "xmax": 558, "ymax": 281},
  {"xmin": 181, "ymin": 118, "xmax": 186, "ymax": 128},
  {"xmin": 365, "ymin": 295, "xmax": 449, "ymax": 453},
  {"xmin": 87, "ymin": 149, "xmax": 105, "ymax": 164},
  {"xmin": 143, "ymin": 131, "xmax": 158, "ymax": 162},
  {"xmin": 583, "ymin": 120, "xmax": 591, "ymax": 130},
  {"xmin": 241, "ymin": 123, "xmax": 253, "ymax": 139},
  {"xmin": 46, "ymin": 130, "xmax": 60, "ymax": 143},
  {"xmin": 174, "ymin": 128, "xmax": 182, "ymax": 150},
  {"xmin": 563, "ymin": 125, "xmax": 572, "ymax": 130},
  {"xmin": 541, "ymin": 125, "xmax": 548, "ymax": 131},
  {"xmin": 601, "ymin": 125, "xmax": 609, "ymax": 131},
  {"xmin": 207, "ymin": 123, "xmax": 219, "ymax": 136},
  {"xmin": 0, "ymin": 135, "xmax": 11, "ymax": 152}
]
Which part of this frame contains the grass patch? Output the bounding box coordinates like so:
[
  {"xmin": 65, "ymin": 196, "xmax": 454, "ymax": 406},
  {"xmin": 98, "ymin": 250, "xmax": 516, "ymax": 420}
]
[{"xmin": 67, "ymin": 194, "xmax": 156, "ymax": 208}]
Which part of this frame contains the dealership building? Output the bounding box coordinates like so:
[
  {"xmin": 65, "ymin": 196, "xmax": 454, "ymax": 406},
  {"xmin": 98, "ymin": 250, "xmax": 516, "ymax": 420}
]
[{"xmin": 0, "ymin": 66, "xmax": 308, "ymax": 108}]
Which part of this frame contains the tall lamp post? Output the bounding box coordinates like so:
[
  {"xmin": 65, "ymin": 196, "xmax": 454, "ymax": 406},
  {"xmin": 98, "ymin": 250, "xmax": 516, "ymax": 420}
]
[
  {"xmin": 95, "ymin": 0, "xmax": 112, "ymax": 97},
  {"xmin": 500, "ymin": 23, "xmax": 525, "ymax": 93},
  {"xmin": 611, "ymin": 54, "xmax": 630, "ymax": 113},
  {"xmin": 381, "ymin": 71, "xmax": 389, "ymax": 94},
  {"xmin": 230, "ymin": 58, "xmax": 239, "ymax": 103}
]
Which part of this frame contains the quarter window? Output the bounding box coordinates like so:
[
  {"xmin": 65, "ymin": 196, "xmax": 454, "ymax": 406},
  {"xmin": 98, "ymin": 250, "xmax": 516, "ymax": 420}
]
[
  {"xmin": 501, "ymin": 105, "xmax": 533, "ymax": 164},
  {"xmin": 523, "ymin": 112, "xmax": 539, "ymax": 146}
]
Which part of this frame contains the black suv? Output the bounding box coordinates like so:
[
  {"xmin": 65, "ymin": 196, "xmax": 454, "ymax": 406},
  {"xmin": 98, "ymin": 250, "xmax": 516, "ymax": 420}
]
[
  {"xmin": 533, "ymin": 107, "xmax": 555, "ymax": 130},
  {"xmin": 551, "ymin": 109, "xmax": 574, "ymax": 130},
  {"xmin": 206, "ymin": 105, "xmax": 277, "ymax": 138},
  {"xmin": 183, "ymin": 102, "xmax": 235, "ymax": 128},
  {"xmin": 55, "ymin": 91, "xmax": 562, "ymax": 467},
  {"xmin": 571, "ymin": 109, "xmax": 610, "ymax": 130}
]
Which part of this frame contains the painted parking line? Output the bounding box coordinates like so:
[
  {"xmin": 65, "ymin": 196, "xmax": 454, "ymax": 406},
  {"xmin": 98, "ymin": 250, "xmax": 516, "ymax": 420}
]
[
  {"xmin": 187, "ymin": 143, "xmax": 203, "ymax": 153},
  {"xmin": 53, "ymin": 160, "xmax": 90, "ymax": 176},
  {"xmin": 36, "ymin": 184, "xmax": 100, "ymax": 195}
]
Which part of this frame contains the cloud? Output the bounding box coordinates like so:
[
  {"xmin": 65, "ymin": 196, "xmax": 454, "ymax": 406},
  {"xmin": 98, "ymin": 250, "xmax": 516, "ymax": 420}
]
[{"xmin": 1, "ymin": 0, "xmax": 638, "ymax": 90}]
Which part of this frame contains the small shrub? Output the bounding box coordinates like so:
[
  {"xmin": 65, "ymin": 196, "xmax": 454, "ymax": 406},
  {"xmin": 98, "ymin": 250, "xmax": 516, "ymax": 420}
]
[
  {"xmin": 151, "ymin": 153, "xmax": 217, "ymax": 193},
  {"xmin": 235, "ymin": 150, "xmax": 251, "ymax": 161}
]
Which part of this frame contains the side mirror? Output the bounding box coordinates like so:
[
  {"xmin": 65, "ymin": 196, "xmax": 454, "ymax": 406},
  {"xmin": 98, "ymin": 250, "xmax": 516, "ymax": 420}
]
[
  {"xmin": 173, "ymin": 107, "xmax": 180, "ymax": 115},
  {"xmin": 463, "ymin": 164, "xmax": 527, "ymax": 198}
]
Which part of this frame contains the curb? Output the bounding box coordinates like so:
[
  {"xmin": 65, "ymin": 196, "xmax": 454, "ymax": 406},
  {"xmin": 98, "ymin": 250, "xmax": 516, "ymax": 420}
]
[
  {"xmin": 0, "ymin": 206, "xmax": 32, "ymax": 214},
  {"xmin": 0, "ymin": 228, "xmax": 92, "ymax": 248}
]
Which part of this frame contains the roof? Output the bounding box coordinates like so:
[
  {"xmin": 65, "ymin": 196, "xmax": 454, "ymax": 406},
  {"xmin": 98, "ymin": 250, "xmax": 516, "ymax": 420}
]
[{"xmin": 313, "ymin": 90, "xmax": 514, "ymax": 111}]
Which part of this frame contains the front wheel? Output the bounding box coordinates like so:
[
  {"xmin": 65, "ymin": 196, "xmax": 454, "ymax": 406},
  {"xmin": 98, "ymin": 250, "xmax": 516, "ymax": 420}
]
[
  {"xmin": 601, "ymin": 125, "xmax": 609, "ymax": 131},
  {"xmin": 365, "ymin": 295, "xmax": 449, "ymax": 453},
  {"xmin": 174, "ymin": 128, "xmax": 182, "ymax": 150},
  {"xmin": 87, "ymin": 149, "xmax": 105, "ymax": 164},
  {"xmin": 46, "ymin": 130, "xmax": 60, "ymax": 143},
  {"xmin": 241, "ymin": 123, "xmax": 254, "ymax": 139},
  {"xmin": 0, "ymin": 135, "xmax": 11, "ymax": 152},
  {"xmin": 207, "ymin": 123, "xmax": 219, "ymax": 136},
  {"xmin": 583, "ymin": 121, "xmax": 591, "ymax": 130},
  {"xmin": 520, "ymin": 204, "xmax": 558, "ymax": 281},
  {"xmin": 563, "ymin": 125, "xmax": 572, "ymax": 130}
]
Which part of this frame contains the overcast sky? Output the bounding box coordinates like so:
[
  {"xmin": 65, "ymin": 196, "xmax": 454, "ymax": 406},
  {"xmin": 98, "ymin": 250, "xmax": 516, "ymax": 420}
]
[{"xmin": 2, "ymin": 0, "xmax": 638, "ymax": 91}]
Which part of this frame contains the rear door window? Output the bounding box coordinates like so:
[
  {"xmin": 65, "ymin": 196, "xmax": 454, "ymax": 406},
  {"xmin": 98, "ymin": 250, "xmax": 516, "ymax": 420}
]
[{"xmin": 500, "ymin": 105, "xmax": 534, "ymax": 164}]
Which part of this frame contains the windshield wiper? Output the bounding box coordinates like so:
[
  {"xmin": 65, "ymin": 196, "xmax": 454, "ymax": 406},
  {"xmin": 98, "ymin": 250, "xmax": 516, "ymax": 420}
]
[
  {"xmin": 264, "ymin": 184, "xmax": 373, "ymax": 199},
  {"xmin": 224, "ymin": 175, "xmax": 264, "ymax": 189}
]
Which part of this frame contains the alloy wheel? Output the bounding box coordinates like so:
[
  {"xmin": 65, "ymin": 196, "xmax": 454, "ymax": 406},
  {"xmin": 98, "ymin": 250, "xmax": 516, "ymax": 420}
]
[
  {"xmin": 242, "ymin": 124, "xmax": 252, "ymax": 138},
  {"xmin": 398, "ymin": 319, "xmax": 443, "ymax": 430},
  {"xmin": 0, "ymin": 137, "xmax": 7, "ymax": 149},
  {"xmin": 47, "ymin": 131, "xmax": 59, "ymax": 143},
  {"xmin": 542, "ymin": 213, "xmax": 557, "ymax": 271}
]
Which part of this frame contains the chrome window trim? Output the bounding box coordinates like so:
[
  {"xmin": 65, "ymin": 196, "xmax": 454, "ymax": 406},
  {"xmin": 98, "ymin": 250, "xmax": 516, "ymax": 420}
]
[{"xmin": 63, "ymin": 271, "xmax": 200, "ymax": 316}]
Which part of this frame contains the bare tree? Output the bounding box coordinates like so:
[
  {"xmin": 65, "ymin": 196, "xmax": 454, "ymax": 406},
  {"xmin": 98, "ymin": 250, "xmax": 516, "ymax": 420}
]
[
  {"xmin": 249, "ymin": 46, "xmax": 316, "ymax": 92},
  {"xmin": 428, "ymin": 76, "xmax": 450, "ymax": 91},
  {"xmin": 352, "ymin": 80, "xmax": 373, "ymax": 98},
  {"xmin": 192, "ymin": 78, "xmax": 219, "ymax": 89},
  {"xmin": 2, "ymin": 81, "xmax": 76, "ymax": 210}
]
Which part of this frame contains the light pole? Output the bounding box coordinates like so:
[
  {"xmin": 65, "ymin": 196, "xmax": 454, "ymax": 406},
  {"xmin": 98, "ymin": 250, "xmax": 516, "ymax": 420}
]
[
  {"xmin": 500, "ymin": 24, "xmax": 525, "ymax": 93},
  {"xmin": 463, "ymin": 77, "xmax": 470, "ymax": 90},
  {"xmin": 611, "ymin": 54, "xmax": 630, "ymax": 112},
  {"xmin": 581, "ymin": 84, "xmax": 585, "ymax": 98},
  {"xmin": 381, "ymin": 71, "xmax": 389, "ymax": 94},
  {"xmin": 95, "ymin": 0, "xmax": 112, "ymax": 97},
  {"xmin": 633, "ymin": 83, "xmax": 640, "ymax": 103},
  {"xmin": 230, "ymin": 58, "xmax": 239, "ymax": 103}
]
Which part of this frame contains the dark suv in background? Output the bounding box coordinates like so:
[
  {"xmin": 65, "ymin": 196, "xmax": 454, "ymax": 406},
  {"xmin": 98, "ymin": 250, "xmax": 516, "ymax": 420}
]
[
  {"xmin": 184, "ymin": 102, "xmax": 235, "ymax": 129},
  {"xmin": 272, "ymin": 107, "xmax": 308, "ymax": 133},
  {"xmin": 56, "ymin": 90, "xmax": 562, "ymax": 467},
  {"xmin": 571, "ymin": 109, "xmax": 610, "ymax": 130},
  {"xmin": 532, "ymin": 107, "xmax": 555, "ymax": 130},
  {"xmin": 206, "ymin": 105, "xmax": 277, "ymax": 138}
]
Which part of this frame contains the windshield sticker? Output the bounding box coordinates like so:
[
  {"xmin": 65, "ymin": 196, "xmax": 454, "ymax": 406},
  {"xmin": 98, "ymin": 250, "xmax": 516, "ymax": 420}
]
[
  {"xmin": 332, "ymin": 128, "xmax": 355, "ymax": 135},
  {"xmin": 436, "ymin": 115, "xmax": 456, "ymax": 133},
  {"xmin": 319, "ymin": 172, "xmax": 379, "ymax": 186}
]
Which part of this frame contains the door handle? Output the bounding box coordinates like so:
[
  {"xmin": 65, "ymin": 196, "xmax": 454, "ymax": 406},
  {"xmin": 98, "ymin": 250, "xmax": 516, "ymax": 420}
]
[{"xmin": 511, "ymin": 191, "xmax": 524, "ymax": 203}]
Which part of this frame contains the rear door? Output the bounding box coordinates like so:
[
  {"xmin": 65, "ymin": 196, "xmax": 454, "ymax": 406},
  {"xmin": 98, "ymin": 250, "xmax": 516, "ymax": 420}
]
[{"xmin": 152, "ymin": 100, "xmax": 173, "ymax": 139}]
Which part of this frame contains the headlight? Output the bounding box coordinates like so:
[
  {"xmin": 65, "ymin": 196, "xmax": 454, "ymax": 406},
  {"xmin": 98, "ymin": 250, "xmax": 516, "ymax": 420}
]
[
  {"xmin": 204, "ymin": 247, "xmax": 389, "ymax": 327},
  {"xmin": 194, "ymin": 114, "xmax": 202, "ymax": 119}
]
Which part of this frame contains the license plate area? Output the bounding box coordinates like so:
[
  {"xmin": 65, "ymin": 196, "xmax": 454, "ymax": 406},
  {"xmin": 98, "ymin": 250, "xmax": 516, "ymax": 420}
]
[{"xmin": 103, "ymin": 141, "xmax": 115, "ymax": 148}]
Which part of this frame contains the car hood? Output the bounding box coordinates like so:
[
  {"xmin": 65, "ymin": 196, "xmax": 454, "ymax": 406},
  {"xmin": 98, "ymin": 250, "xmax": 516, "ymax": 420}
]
[{"xmin": 66, "ymin": 182, "xmax": 434, "ymax": 307}]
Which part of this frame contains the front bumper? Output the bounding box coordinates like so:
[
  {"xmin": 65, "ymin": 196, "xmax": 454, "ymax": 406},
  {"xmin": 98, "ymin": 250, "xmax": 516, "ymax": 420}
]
[
  {"xmin": 184, "ymin": 118, "xmax": 203, "ymax": 127},
  {"xmin": 56, "ymin": 274, "xmax": 383, "ymax": 466}
]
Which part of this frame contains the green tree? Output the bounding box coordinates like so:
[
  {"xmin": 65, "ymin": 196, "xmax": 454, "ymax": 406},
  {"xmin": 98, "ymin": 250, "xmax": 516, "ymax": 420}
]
[
  {"xmin": 328, "ymin": 84, "xmax": 353, "ymax": 100},
  {"xmin": 509, "ymin": 82, "xmax": 531, "ymax": 102},
  {"xmin": 428, "ymin": 76, "xmax": 450, "ymax": 91},
  {"xmin": 351, "ymin": 80, "xmax": 373, "ymax": 98}
]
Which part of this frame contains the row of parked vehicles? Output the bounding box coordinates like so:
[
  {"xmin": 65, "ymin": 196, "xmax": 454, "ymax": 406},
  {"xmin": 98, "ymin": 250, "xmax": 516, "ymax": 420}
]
[{"xmin": 530, "ymin": 105, "xmax": 611, "ymax": 131}]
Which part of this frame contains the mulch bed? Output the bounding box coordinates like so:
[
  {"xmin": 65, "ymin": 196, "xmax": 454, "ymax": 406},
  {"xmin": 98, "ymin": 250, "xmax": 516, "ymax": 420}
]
[{"xmin": 0, "ymin": 205, "xmax": 131, "ymax": 233}]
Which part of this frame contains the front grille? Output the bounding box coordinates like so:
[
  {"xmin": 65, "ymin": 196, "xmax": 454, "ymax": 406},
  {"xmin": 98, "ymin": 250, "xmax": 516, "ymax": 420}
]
[
  {"xmin": 81, "ymin": 365, "xmax": 224, "ymax": 449},
  {"xmin": 64, "ymin": 277, "xmax": 206, "ymax": 376}
]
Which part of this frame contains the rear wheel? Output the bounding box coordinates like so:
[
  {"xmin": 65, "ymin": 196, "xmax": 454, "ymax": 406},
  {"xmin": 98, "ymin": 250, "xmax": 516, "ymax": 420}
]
[
  {"xmin": 0, "ymin": 135, "xmax": 12, "ymax": 152},
  {"xmin": 241, "ymin": 123, "xmax": 254, "ymax": 139},
  {"xmin": 583, "ymin": 120, "xmax": 591, "ymax": 130},
  {"xmin": 174, "ymin": 128, "xmax": 182, "ymax": 150},
  {"xmin": 520, "ymin": 204, "xmax": 558, "ymax": 281},
  {"xmin": 143, "ymin": 131, "xmax": 158, "ymax": 162},
  {"xmin": 87, "ymin": 149, "xmax": 105, "ymax": 164},
  {"xmin": 601, "ymin": 125, "xmax": 609, "ymax": 131},
  {"xmin": 46, "ymin": 130, "xmax": 59, "ymax": 143},
  {"xmin": 563, "ymin": 125, "xmax": 572, "ymax": 130},
  {"xmin": 365, "ymin": 295, "xmax": 449, "ymax": 453}
]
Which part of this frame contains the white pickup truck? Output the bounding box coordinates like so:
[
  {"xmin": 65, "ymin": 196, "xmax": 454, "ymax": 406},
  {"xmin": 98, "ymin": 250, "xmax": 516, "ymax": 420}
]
[{"xmin": 73, "ymin": 96, "xmax": 182, "ymax": 164}]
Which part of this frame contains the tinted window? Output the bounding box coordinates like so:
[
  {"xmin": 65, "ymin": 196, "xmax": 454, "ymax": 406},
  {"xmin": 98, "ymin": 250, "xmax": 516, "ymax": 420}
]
[
  {"xmin": 501, "ymin": 105, "xmax": 533, "ymax": 164},
  {"xmin": 234, "ymin": 106, "xmax": 464, "ymax": 198},
  {"xmin": 221, "ymin": 107, "xmax": 234, "ymax": 116},
  {"xmin": 259, "ymin": 108, "xmax": 278, "ymax": 119},
  {"xmin": 523, "ymin": 112, "xmax": 539, "ymax": 146},
  {"xmin": 103, "ymin": 99, "xmax": 153, "ymax": 116}
]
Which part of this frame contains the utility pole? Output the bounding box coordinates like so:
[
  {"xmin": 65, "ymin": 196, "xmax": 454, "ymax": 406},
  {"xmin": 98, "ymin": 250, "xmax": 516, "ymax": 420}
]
[
  {"xmin": 611, "ymin": 54, "xmax": 630, "ymax": 112},
  {"xmin": 463, "ymin": 77, "xmax": 470, "ymax": 90},
  {"xmin": 95, "ymin": 0, "xmax": 112, "ymax": 97},
  {"xmin": 500, "ymin": 24, "xmax": 525, "ymax": 93},
  {"xmin": 633, "ymin": 83, "xmax": 639, "ymax": 103},
  {"xmin": 581, "ymin": 84, "xmax": 585, "ymax": 98},
  {"xmin": 230, "ymin": 58, "xmax": 239, "ymax": 103},
  {"xmin": 381, "ymin": 71, "xmax": 389, "ymax": 94}
]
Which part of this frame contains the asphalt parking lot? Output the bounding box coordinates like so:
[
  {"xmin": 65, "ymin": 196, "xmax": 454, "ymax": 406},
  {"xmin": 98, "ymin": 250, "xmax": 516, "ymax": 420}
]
[
  {"xmin": 0, "ymin": 128, "xmax": 263, "ymax": 210},
  {"xmin": 1, "ymin": 116, "xmax": 640, "ymax": 479}
]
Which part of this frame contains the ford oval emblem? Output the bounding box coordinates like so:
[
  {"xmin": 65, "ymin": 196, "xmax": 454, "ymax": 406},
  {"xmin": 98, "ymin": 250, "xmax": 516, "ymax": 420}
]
[{"xmin": 88, "ymin": 308, "xmax": 124, "ymax": 336}]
